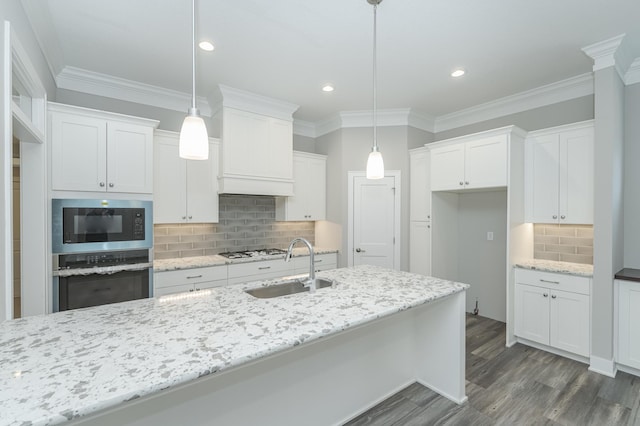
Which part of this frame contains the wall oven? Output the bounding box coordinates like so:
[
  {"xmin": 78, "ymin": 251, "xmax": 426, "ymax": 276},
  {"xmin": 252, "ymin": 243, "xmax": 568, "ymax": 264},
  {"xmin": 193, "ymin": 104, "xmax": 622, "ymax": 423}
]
[{"xmin": 52, "ymin": 199, "xmax": 154, "ymax": 312}]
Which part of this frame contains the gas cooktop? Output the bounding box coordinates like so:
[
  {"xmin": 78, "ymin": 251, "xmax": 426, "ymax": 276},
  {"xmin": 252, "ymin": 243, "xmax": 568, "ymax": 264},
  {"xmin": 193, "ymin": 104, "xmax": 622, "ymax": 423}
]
[{"xmin": 218, "ymin": 248, "xmax": 287, "ymax": 259}]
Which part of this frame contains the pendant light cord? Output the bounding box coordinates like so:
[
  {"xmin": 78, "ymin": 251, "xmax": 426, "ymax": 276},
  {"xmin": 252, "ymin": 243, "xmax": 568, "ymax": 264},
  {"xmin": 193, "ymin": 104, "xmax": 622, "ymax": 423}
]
[
  {"xmin": 191, "ymin": 0, "xmax": 197, "ymax": 111},
  {"xmin": 372, "ymin": 3, "xmax": 378, "ymax": 150}
]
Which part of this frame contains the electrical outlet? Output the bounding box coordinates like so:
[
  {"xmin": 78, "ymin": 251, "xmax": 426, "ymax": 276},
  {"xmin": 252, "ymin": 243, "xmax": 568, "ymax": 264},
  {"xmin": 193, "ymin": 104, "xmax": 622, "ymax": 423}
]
[{"xmin": 487, "ymin": 231, "xmax": 494, "ymax": 241}]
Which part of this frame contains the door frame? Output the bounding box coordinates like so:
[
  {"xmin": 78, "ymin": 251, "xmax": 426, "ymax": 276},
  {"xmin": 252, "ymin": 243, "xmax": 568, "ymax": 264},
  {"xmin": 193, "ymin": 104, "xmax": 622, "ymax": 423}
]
[{"xmin": 347, "ymin": 170, "xmax": 401, "ymax": 269}]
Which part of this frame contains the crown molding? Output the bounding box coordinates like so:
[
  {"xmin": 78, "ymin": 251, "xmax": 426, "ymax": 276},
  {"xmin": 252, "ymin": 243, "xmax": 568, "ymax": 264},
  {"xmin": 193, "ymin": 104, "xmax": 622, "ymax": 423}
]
[
  {"xmin": 56, "ymin": 66, "xmax": 212, "ymax": 117},
  {"xmin": 292, "ymin": 120, "xmax": 316, "ymax": 138},
  {"xmin": 626, "ymin": 58, "xmax": 640, "ymax": 86},
  {"xmin": 582, "ymin": 34, "xmax": 634, "ymax": 81},
  {"xmin": 434, "ymin": 73, "xmax": 594, "ymax": 133},
  {"xmin": 314, "ymin": 114, "xmax": 343, "ymax": 138},
  {"xmin": 20, "ymin": 0, "xmax": 64, "ymax": 81},
  {"xmin": 213, "ymin": 84, "xmax": 299, "ymax": 121}
]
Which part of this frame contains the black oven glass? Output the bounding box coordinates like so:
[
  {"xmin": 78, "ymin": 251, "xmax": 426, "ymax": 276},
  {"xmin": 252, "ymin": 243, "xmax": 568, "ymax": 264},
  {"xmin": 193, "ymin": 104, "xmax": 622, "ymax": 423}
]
[{"xmin": 63, "ymin": 208, "xmax": 145, "ymax": 244}]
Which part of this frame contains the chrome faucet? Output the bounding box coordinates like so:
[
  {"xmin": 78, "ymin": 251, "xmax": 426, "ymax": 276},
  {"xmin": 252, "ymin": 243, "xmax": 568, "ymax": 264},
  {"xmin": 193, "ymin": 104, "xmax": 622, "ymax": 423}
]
[{"xmin": 285, "ymin": 237, "xmax": 316, "ymax": 292}]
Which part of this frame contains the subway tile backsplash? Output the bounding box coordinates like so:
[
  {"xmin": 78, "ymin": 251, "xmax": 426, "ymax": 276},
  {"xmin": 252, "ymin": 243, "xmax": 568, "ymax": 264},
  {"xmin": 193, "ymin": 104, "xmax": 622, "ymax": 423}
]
[
  {"xmin": 154, "ymin": 195, "xmax": 315, "ymax": 259},
  {"xmin": 533, "ymin": 224, "xmax": 593, "ymax": 265}
]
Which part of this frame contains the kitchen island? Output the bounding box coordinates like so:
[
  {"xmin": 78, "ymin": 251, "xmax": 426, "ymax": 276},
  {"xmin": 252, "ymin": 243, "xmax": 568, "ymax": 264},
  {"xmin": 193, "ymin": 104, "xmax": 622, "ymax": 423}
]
[{"xmin": 0, "ymin": 265, "xmax": 468, "ymax": 426}]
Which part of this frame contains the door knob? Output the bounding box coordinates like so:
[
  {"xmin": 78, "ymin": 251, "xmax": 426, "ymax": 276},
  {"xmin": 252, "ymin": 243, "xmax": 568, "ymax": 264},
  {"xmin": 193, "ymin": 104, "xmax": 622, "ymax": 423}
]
[{"xmin": 355, "ymin": 248, "xmax": 366, "ymax": 253}]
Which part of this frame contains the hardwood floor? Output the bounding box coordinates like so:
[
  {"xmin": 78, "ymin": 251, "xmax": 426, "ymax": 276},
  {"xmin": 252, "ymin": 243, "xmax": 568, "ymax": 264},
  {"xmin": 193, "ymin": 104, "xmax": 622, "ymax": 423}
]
[{"xmin": 345, "ymin": 314, "xmax": 640, "ymax": 426}]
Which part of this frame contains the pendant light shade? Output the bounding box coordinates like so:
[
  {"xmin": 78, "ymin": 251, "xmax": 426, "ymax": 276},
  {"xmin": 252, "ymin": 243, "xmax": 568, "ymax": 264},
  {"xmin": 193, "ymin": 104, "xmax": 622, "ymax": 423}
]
[
  {"xmin": 179, "ymin": 0, "xmax": 209, "ymax": 160},
  {"xmin": 366, "ymin": 0, "xmax": 384, "ymax": 179}
]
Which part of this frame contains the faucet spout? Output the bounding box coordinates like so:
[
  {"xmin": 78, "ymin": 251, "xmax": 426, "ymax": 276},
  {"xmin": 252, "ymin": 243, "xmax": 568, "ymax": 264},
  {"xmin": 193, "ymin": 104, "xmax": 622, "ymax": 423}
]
[{"xmin": 285, "ymin": 238, "xmax": 316, "ymax": 292}]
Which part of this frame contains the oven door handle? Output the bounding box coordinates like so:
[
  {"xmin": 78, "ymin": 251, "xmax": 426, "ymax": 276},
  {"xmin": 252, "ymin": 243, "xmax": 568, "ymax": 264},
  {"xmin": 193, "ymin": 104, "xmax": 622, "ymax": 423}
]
[{"xmin": 54, "ymin": 262, "xmax": 153, "ymax": 277}]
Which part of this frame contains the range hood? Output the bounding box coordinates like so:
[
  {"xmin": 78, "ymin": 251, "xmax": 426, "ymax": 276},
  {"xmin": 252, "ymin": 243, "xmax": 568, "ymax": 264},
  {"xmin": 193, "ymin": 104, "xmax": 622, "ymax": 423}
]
[{"xmin": 212, "ymin": 85, "xmax": 299, "ymax": 197}]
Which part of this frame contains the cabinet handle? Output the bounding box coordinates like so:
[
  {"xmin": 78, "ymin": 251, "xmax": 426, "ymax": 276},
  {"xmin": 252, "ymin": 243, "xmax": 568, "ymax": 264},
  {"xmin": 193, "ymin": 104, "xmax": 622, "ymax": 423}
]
[
  {"xmin": 465, "ymin": 181, "xmax": 469, "ymax": 185},
  {"xmin": 109, "ymin": 183, "xmax": 114, "ymax": 188},
  {"xmin": 188, "ymin": 215, "xmax": 193, "ymax": 219},
  {"xmin": 99, "ymin": 182, "xmax": 105, "ymax": 187},
  {"xmin": 560, "ymin": 215, "xmax": 566, "ymax": 219},
  {"xmin": 182, "ymin": 216, "xmax": 186, "ymax": 220},
  {"xmin": 187, "ymin": 275, "xmax": 203, "ymax": 279},
  {"xmin": 189, "ymin": 289, "xmax": 194, "ymax": 292},
  {"xmin": 355, "ymin": 248, "xmax": 366, "ymax": 253},
  {"xmin": 316, "ymin": 259, "xmax": 323, "ymax": 263},
  {"xmin": 543, "ymin": 293, "xmax": 548, "ymax": 297},
  {"xmin": 427, "ymin": 215, "xmax": 431, "ymax": 219},
  {"xmin": 195, "ymin": 288, "xmax": 200, "ymax": 291},
  {"xmin": 258, "ymin": 266, "xmax": 271, "ymax": 270},
  {"xmin": 459, "ymin": 181, "xmax": 464, "ymax": 186},
  {"xmin": 427, "ymin": 225, "xmax": 431, "ymax": 228},
  {"xmin": 539, "ymin": 279, "xmax": 560, "ymax": 284},
  {"xmin": 552, "ymin": 215, "xmax": 558, "ymax": 219},
  {"xmin": 551, "ymin": 295, "xmax": 557, "ymax": 299}
]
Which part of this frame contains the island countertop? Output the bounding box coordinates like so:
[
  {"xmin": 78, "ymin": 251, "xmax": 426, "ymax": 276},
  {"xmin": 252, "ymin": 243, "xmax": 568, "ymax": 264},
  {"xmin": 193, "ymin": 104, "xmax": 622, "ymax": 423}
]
[{"xmin": 0, "ymin": 265, "xmax": 468, "ymax": 426}]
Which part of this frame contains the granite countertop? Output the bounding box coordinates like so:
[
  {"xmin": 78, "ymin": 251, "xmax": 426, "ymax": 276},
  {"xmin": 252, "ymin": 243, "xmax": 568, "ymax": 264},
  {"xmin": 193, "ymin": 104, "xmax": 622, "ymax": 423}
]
[
  {"xmin": 153, "ymin": 247, "xmax": 338, "ymax": 272},
  {"xmin": 513, "ymin": 259, "xmax": 593, "ymax": 277},
  {"xmin": 0, "ymin": 265, "xmax": 468, "ymax": 426}
]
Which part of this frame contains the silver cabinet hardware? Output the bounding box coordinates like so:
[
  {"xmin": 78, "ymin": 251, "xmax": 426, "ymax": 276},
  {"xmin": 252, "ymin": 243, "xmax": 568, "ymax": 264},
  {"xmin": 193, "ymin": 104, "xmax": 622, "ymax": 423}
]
[
  {"xmin": 552, "ymin": 215, "xmax": 557, "ymax": 219},
  {"xmin": 355, "ymin": 248, "xmax": 366, "ymax": 253},
  {"xmin": 316, "ymin": 259, "xmax": 323, "ymax": 263},
  {"xmin": 109, "ymin": 183, "xmax": 114, "ymax": 187},
  {"xmin": 427, "ymin": 215, "xmax": 431, "ymax": 219},
  {"xmin": 459, "ymin": 181, "xmax": 464, "ymax": 186},
  {"xmin": 560, "ymin": 215, "xmax": 566, "ymax": 219},
  {"xmin": 551, "ymin": 295, "xmax": 557, "ymax": 299},
  {"xmin": 258, "ymin": 266, "xmax": 271, "ymax": 270},
  {"xmin": 188, "ymin": 215, "xmax": 192, "ymax": 219},
  {"xmin": 195, "ymin": 288, "xmax": 200, "ymax": 291},
  {"xmin": 465, "ymin": 181, "xmax": 469, "ymax": 185},
  {"xmin": 543, "ymin": 293, "xmax": 548, "ymax": 297},
  {"xmin": 540, "ymin": 279, "xmax": 560, "ymax": 284},
  {"xmin": 99, "ymin": 182, "xmax": 105, "ymax": 187},
  {"xmin": 427, "ymin": 225, "xmax": 431, "ymax": 228},
  {"xmin": 187, "ymin": 275, "xmax": 203, "ymax": 279},
  {"xmin": 182, "ymin": 216, "xmax": 186, "ymax": 220},
  {"xmin": 189, "ymin": 288, "xmax": 194, "ymax": 292}
]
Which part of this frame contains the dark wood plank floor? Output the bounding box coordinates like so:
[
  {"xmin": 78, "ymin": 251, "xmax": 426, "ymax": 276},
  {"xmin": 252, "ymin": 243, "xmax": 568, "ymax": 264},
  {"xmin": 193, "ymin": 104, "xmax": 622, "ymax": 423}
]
[{"xmin": 345, "ymin": 314, "xmax": 640, "ymax": 426}]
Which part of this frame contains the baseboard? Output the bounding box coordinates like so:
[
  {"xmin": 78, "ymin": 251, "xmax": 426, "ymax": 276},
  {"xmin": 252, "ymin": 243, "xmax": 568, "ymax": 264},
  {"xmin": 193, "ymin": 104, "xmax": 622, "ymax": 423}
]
[
  {"xmin": 616, "ymin": 363, "xmax": 640, "ymax": 378},
  {"xmin": 416, "ymin": 379, "xmax": 468, "ymax": 405},
  {"xmin": 589, "ymin": 355, "xmax": 617, "ymax": 378},
  {"xmin": 516, "ymin": 337, "xmax": 589, "ymax": 364}
]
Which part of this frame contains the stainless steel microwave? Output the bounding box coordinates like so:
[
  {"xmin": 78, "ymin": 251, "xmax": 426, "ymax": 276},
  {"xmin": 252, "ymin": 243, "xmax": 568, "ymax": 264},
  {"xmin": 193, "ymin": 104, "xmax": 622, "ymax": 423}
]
[{"xmin": 52, "ymin": 199, "xmax": 153, "ymax": 254}]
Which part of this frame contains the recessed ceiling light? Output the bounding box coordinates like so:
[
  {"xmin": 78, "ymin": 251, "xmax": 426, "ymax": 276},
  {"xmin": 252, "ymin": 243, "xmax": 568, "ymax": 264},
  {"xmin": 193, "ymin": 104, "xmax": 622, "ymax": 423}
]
[
  {"xmin": 322, "ymin": 84, "xmax": 334, "ymax": 92},
  {"xmin": 451, "ymin": 69, "xmax": 465, "ymax": 78},
  {"xmin": 198, "ymin": 41, "xmax": 215, "ymax": 51}
]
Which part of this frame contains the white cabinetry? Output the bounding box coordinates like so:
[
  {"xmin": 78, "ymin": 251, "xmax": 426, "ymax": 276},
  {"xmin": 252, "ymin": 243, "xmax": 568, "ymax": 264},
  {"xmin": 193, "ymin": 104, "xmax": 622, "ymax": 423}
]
[
  {"xmin": 213, "ymin": 86, "xmax": 299, "ymax": 196},
  {"xmin": 616, "ymin": 279, "xmax": 640, "ymax": 371},
  {"xmin": 227, "ymin": 259, "xmax": 293, "ymax": 285},
  {"xmin": 275, "ymin": 152, "xmax": 326, "ymax": 221},
  {"xmin": 154, "ymin": 266, "xmax": 227, "ymax": 297},
  {"xmin": 514, "ymin": 268, "xmax": 590, "ymax": 358},
  {"xmin": 293, "ymin": 253, "xmax": 337, "ymax": 274},
  {"xmin": 409, "ymin": 147, "xmax": 431, "ymax": 275},
  {"xmin": 49, "ymin": 103, "xmax": 158, "ymax": 194},
  {"xmin": 430, "ymin": 135, "xmax": 507, "ymax": 191},
  {"xmin": 525, "ymin": 121, "xmax": 594, "ymax": 224},
  {"xmin": 153, "ymin": 130, "xmax": 220, "ymax": 224}
]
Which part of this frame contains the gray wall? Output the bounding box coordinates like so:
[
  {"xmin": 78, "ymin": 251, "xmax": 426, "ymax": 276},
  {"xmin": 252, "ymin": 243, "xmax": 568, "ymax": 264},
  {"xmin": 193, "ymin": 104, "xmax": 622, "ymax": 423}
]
[
  {"xmin": 293, "ymin": 134, "xmax": 316, "ymax": 153},
  {"xmin": 624, "ymin": 82, "xmax": 640, "ymax": 268},
  {"xmin": 407, "ymin": 126, "xmax": 434, "ymax": 149},
  {"xmin": 434, "ymin": 96, "xmax": 594, "ymax": 141}
]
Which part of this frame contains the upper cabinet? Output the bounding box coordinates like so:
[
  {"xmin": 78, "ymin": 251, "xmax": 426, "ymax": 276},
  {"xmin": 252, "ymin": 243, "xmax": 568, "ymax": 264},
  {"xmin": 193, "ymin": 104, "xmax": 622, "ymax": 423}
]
[
  {"xmin": 212, "ymin": 85, "xmax": 299, "ymax": 196},
  {"xmin": 153, "ymin": 131, "xmax": 220, "ymax": 224},
  {"xmin": 275, "ymin": 151, "xmax": 327, "ymax": 221},
  {"xmin": 525, "ymin": 121, "xmax": 594, "ymax": 224},
  {"xmin": 430, "ymin": 131, "xmax": 515, "ymax": 191},
  {"xmin": 49, "ymin": 103, "xmax": 158, "ymax": 194}
]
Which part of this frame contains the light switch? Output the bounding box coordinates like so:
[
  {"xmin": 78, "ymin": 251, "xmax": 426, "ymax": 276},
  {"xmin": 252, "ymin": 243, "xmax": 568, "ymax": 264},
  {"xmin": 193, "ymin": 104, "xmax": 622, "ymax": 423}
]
[{"xmin": 487, "ymin": 231, "xmax": 494, "ymax": 241}]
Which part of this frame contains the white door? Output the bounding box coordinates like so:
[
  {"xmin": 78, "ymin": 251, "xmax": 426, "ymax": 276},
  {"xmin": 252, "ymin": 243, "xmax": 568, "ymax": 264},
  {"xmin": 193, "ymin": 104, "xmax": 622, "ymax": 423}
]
[
  {"xmin": 514, "ymin": 284, "xmax": 550, "ymax": 345},
  {"xmin": 549, "ymin": 289, "xmax": 590, "ymax": 357},
  {"xmin": 527, "ymin": 134, "xmax": 560, "ymax": 223},
  {"xmin": 107, "ymin": 121, "xmax": 153, "ymax": 194},
  {"xmin": 352, "ymin": 175, "xmax": 396, "ymax": 269}
]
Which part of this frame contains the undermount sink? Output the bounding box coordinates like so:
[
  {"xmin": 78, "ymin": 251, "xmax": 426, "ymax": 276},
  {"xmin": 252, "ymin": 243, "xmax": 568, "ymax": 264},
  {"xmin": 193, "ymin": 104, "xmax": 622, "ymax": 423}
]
[{"xmin": 245, "ymin": 277, "xmax": 336, "ymax": 299}]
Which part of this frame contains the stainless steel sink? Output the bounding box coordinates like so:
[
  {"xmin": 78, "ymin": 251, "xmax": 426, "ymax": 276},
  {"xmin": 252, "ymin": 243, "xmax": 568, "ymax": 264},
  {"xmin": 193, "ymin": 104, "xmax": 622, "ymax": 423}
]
[{"xmin": 245, "ymin": 277, "xmax": 336, "ymax": 299}]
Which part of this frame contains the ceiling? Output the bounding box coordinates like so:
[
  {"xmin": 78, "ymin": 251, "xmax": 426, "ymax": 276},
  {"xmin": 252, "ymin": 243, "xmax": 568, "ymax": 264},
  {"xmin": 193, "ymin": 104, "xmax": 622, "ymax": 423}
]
[{"xmin": 23, "ymin": 0, "xmax": 640, "ymax": 124}]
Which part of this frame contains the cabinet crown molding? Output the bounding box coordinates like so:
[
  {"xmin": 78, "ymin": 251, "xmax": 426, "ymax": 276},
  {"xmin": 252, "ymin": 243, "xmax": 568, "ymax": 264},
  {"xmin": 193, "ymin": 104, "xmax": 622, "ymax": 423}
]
[
  {"xmin": 582, "ymin": 34, "xmax": 635, "ymax": 81},
  {"xmin": 213, "ymin": 84, "xmax": 299, "ymax": 121},
  {"xmin": 426, "ymin": 125, "xmax": 527, "ymax": 149},
  {"xmin": 48, "ymin": 102, "xmax": 159, "ymax": 128},
  {"xmin": 525, "ymin": 120, "xmax": 594, "ymax": 139}
]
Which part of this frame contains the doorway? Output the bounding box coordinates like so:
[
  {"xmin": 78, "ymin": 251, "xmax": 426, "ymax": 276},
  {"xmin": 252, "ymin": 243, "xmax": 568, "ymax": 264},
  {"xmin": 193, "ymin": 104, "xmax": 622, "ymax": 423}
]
[{"xmin": 347, "ymin": 171, "xmax": 401, "ymax": 269}]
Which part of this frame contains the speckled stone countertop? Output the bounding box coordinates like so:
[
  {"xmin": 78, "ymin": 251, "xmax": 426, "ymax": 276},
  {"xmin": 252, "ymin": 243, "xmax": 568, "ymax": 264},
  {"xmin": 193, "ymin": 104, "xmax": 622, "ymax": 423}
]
[
  {"xmin": 514, "ymin": 259, "xmax": 593, "ymax": 277},
  {"xmin": 153, "ymin": 247, "xmax": 338, "ymax": 272},
  {"xmin": 0, "ymin": 265, "xmax": 467, "ymax": 426}
]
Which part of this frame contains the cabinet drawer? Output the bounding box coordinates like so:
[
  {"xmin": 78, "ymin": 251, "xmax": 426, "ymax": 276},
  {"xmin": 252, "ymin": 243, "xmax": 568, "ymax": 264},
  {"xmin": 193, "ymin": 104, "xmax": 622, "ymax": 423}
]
[
  {"xmin": 154, "ymin": 283, "xmax": 194, "ymax": 297},
  {"xmin": 154, "ymin": 265, "xmax": 227, "ymax": 288},
  {"xmin": 515, "ymin": 268, "xmax": 590, "ymax": 295},
  {"xmin": 293, "ymin": 253, "xmax": 337, "ymax": 273},
  {"xmin": 228, "ymin": 259, "xmax": 291, "ymax": 279}
]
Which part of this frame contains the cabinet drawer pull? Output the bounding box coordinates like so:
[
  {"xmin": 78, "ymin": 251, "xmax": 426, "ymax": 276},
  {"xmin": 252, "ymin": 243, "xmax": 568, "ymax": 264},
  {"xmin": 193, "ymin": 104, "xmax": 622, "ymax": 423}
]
[
  {"xmin": 258, "ymin": 266, "xmax": 271, "ymax": 270},
  {"xmin": 551, "ymin": 294, "xmax": 557, "ymax": 299},
  {"xmin": 543, "ymin": 293, "xmax": 548, "ymax": 297},
  {"xmin": 552, "ymin": 215, "xmax": 558, "ymax": 219},
  {"xmin": 99, "ymin": 182, "xmax": 105, "ymax": 187},
  {"xmin": 560, "ymin": 215, "xmax": 566, "ymax": 220},
  {"xmin": 539, "ymin": 279, "xmax": 560, "ymax": 284},
  {"xmin": 187, "ymin": 275, "xmax": 203, "ymax": 279},
  {"xmin": 465, "ymin": 181, "xmax": 469, "ymax": 185},
  {"xmin": 109, "ymin": 183, "xmax": 114, "ymax": 188},
  {"xmin": 459, "ymin": 181, "xmax": 464, "ymax": 186},
  {"xmin": 316, "ymin": 259, "xmax": 323, "ymax": 263}
]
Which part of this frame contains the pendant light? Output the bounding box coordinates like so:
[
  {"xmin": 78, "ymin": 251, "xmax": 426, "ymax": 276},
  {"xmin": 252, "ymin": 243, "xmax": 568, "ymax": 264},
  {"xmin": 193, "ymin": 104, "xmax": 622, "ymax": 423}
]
[
  {"xmin": 179, "ymin": 0, "xmax": 209, "ymax": 160},
  {"xmin": 366, "ymin": 0, "xmax": 384, "ymax": 180}
]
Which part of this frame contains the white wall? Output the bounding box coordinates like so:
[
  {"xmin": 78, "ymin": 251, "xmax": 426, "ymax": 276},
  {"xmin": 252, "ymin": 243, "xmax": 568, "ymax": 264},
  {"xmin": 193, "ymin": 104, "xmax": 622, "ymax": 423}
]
[{"xmin": 624, "ymin": 82, "xmax": 640, "ymax": 268}]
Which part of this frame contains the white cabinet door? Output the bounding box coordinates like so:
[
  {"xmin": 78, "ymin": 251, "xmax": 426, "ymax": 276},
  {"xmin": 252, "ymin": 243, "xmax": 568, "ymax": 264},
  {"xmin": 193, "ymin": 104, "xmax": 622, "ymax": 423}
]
[
  {"xmin": 527, "ymin": 134, "xmax": 560, "ymax": 223},
  {"xmin": 560, "ymin": 127, "xmax": 594, "ymax": 224},
  {"xmin": 430, "ymin": 144, "xmax": 465, "ymax": 191},
  {"xmin": 222, "ymin": 108, "xmax": 271, "ymax": 177},
  {"xmin": 267, "ymin": 118, "xmax": 294, "ymax": 180},
  {"xmin": 51, "ymin": 112, "xmax": 107, "ymax": 192},
  {"xmin": 275, "ymin": 152, "xmax": 326, "ymax": 221},
  {"xmin": 153, "ymin": 133, "xmax": 187, "ymax": 223},
  {"xmin": 409, "ymin": 221, "xmax": 431, "ymax": 276},
  {"xmin": 515, "ymin": 283, "xmax": 550, "ymax": 346},
  {"xmin": 618, "ymin": 280, "xmax": 640, "ymax": 369},
  {"xmin": 410, "ymin": 148, "xmax": 430, "ymax": 221},
  {"xmin": 186, "ymin": 141, "xmax": 220, "ymax": 223},
  {"xmin": 154, "ymin": 283, "xmax": 194, "ymax": 297},
  {"xmin": 549, "ymin": 289, "xmax": 590, "ymax": 357},
  {"xmin": 107, "ymin": 121, "xmax": 153, "ymax": 193},
  {"xmin": 464, "ymin": 136, "xmax": 507, "ymax": 189}
]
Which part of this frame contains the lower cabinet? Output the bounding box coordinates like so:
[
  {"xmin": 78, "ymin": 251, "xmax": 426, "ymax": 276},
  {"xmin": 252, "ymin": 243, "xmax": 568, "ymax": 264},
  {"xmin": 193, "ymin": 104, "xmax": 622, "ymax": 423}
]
[
  {"xmin": 409, "ymin": 221, "xmax": 431, "ymax": 276},
  {"xmin": 154, "ymin": 265, "xmax": 227, "ymax": 297},
  {"xmin": 617, "ymin": 279, "xmax": 640, "ymax": 370},
  {"xmin": 227, "ymin": 259, "xmax": 293, "ymax": 286},
  {"xmin": 293, "ymin": 253, "xmax": 337, "ymax": 274},
  {"xmin": 514, "ymin": 269, "xmax": 590, "ymax": 358}
]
